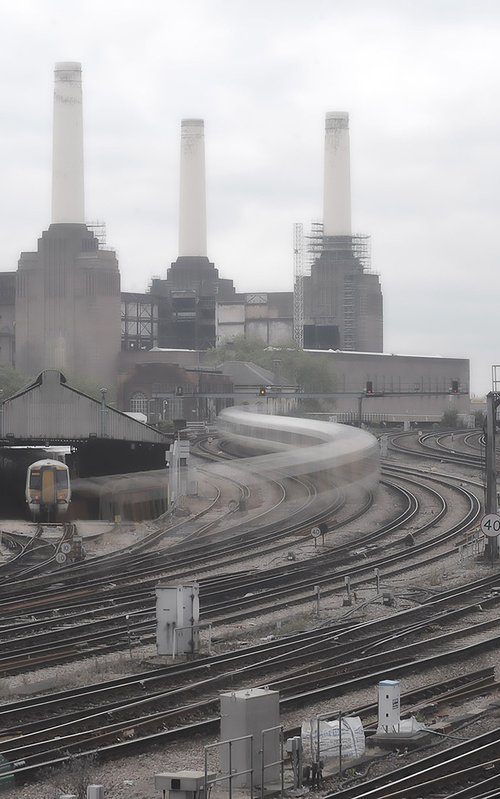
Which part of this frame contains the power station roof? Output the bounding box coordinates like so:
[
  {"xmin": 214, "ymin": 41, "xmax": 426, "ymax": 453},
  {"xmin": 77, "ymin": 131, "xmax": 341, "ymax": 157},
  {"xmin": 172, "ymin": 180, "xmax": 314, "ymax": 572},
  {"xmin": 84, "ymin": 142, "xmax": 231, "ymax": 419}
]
[{"xmin": 304, "ymin": 349, "xmax": 469, "ymax": 361}]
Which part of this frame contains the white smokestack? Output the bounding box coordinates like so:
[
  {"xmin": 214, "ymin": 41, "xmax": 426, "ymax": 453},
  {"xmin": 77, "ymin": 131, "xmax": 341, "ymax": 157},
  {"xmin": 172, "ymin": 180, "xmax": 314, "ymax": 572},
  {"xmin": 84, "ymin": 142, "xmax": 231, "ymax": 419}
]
[
  {"xmin": 323, "ymin": 112, "xmax": 351, "ymax": 237},
  {"xmin": 179, "ymin": 118, "xmax": 207, "ymax": 257},
  {"xmin": 51, "ymin": 62, "xmax": 85, "ymax": 224}
]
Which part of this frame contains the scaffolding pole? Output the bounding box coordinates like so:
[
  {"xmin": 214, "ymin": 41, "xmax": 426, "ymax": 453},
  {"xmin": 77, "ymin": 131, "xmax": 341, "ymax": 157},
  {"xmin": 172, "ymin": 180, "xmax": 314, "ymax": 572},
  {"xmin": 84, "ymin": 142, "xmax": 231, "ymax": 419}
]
[{"xmin": 293, "ymin": 223, "xmax": 305, "ymax": 349}]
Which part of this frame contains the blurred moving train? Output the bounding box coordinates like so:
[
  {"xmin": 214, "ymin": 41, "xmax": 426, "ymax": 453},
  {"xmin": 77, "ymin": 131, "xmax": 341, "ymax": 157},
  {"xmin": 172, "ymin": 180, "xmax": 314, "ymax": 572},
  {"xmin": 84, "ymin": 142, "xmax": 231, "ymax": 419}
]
[
  {"xmin": 25, "ymin": 459, "xmax": 71, "ymax": 521},
  {"xmin": 217, "ymin": 408, "xmax": 380, "ymax": 494}
]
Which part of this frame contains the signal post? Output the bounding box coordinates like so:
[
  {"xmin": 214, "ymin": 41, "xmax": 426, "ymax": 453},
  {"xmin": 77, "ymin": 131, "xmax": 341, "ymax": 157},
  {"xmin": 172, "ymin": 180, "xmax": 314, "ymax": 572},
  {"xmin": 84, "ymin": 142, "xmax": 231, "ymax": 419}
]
[{"xmin": 484, "ymin": 390, "xmax": 500, "ymax": 560}]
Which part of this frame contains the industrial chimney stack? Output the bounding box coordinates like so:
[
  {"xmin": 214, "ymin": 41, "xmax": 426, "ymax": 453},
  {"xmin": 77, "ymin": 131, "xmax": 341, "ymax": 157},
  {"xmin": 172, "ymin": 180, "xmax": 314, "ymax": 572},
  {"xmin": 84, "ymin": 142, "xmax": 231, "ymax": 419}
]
[
  {"xmin": 179, "ymin": 119, "xmax": 207, "ymax": 257},
  {"xmin": 323, "ymin": 112, "xmax": 351, "ymax": 237},
  {"xmin": 51, "ymin": 62, "xmax": 85, "ymax": 224},
  {"xmin": 16, "ymin": 61, "xmax": 121, "ymax": 387}
]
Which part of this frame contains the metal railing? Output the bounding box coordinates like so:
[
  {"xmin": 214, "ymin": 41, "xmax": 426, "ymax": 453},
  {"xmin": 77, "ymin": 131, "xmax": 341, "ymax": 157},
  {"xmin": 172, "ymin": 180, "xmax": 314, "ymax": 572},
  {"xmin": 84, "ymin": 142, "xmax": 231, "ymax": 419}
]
[
  {"xmin": 260, "ymin": 725, "xmax": 284, "ymax": 798},
  {"xmin": 204, "ymin": 735, "xmax": 254, "ymax": 799},
  {"xmin": 204, "ymin": 726, "xmax": 284, "ymax": 799}
]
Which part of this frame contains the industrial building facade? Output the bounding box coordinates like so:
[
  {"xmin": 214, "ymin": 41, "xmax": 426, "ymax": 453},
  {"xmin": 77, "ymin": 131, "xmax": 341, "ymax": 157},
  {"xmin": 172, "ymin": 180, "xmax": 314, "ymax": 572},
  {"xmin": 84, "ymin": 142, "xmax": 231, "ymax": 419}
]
[
  {"xmin": 16, "ymin": 223, "xmax": 120, "ymax": 387},
  {"xmin": 1, "ymin": 63, "xmax": 469, "ymax": 426},
  {"xmin": 134, "ymin": 110, "xmax": 384, "ymax": 355},
  {"xmin": 303, "ymin": 234, "xmax": 383, "ymax": 352}
]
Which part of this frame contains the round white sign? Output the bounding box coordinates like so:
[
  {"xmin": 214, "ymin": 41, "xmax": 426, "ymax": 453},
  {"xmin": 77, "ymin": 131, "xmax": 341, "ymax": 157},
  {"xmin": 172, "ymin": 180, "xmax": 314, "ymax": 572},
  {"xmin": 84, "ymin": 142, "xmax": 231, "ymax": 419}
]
[
  {"xmin": 61, "ymin": 542, "xmax": 72, "ymax": 554},
  {"xmin": 55, "ymin": 552, "xmax": 67, "ymax": 564},
  {"xmin": 311, "ymin": 527, "xmax": 321, "ymax": 538},
  {"xmin": 480, "ymin": 514, "xmax": 500, "ymax": 538}
]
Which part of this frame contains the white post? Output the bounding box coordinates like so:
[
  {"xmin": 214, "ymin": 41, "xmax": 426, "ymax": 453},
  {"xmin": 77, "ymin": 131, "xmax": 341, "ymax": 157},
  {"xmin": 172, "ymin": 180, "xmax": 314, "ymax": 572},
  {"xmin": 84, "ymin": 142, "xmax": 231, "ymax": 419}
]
[
  {"xmin": 179, "ymin": 118, "xmax": 207, "ymax": 256},
  {"xmin": 377, "ymin": 679, "xmax": 401, "ymax": 733},
  {"xmin": 323, "ymin": 112, "xmax": 351, "ymax": 237},
  {"xmin": 52, "ymin": 62, "xmax": 85, "ymax": 224}
]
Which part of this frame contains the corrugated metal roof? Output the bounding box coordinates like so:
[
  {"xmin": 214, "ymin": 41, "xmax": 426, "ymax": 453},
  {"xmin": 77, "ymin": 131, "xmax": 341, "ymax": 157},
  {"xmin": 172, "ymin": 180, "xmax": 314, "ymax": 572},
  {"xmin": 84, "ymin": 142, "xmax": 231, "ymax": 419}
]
[{"xmin": 2, "ymin": 370, "xmax": 165, "ymax": 443}]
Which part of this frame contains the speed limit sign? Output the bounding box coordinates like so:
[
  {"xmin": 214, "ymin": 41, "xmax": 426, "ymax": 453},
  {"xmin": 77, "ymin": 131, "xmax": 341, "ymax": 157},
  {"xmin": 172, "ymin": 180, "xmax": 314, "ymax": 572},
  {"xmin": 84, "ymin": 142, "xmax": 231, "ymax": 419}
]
[
  {"xmin": 311, "ymin": 527, "xmax": 321, "ymax": 538},
  {"xmin": 480, "ymin": 514, "xmax": 500, "ymax": 537}
]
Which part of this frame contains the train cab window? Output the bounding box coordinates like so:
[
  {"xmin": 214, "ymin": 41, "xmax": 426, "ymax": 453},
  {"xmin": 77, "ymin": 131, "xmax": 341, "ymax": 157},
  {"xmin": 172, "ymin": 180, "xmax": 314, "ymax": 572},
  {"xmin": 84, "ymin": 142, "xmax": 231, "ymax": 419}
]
[
  {"xmin": 56, "ymin": 469, "xmax": 69, "ymax": 488},
  {"xmin": 30, "ymin": 472, "xmax": 41, "ymax": 490}
]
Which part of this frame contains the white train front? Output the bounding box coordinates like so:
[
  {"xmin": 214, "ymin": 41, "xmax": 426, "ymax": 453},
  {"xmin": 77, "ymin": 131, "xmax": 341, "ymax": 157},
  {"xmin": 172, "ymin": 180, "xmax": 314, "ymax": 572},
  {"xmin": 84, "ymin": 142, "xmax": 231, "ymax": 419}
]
[{"xmin": 25, "ymin": 459, "xmax": 71, "ymax": 521}]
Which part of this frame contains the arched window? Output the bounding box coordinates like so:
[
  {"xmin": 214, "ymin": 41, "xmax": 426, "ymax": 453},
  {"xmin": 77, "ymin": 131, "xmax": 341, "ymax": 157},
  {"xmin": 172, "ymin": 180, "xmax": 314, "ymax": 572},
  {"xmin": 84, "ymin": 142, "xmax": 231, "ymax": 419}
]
[{"xmin": 130, "ymin": 392, "xmax": 148, "ymax": 415}]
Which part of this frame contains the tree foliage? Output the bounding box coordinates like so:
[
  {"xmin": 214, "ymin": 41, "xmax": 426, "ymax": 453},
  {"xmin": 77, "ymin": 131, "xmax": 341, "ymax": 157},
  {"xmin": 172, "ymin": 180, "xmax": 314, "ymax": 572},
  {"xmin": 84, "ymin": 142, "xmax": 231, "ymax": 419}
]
[
  {"xmin": 0, "ymin": 365, "xmax": 31, "ymax": 399},
  {"xmin": 64, "ymin": 372, "xmax": 117, "ymax": 404},
  {"xmin": 474, "ymin": 410, "xmax": 485, "ymax": 428},
  {"xmin": 205, "ymin": 336, "xmax": 336, "ymax": 394},
  {"xmin": 441, "ymin": 408, "xmax": 459, "ymax": 429},
  {"xmin": 0, "ymin": 366, "xmax": 117, "ymax": 405}
]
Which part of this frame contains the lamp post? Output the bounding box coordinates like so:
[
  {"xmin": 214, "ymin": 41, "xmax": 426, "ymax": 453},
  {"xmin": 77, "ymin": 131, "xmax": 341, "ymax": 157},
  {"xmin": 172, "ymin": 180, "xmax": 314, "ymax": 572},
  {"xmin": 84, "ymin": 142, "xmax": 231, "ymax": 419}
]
[{"xmin": 100, "ymin": 387, "xmax": 108, "ymax": 437}]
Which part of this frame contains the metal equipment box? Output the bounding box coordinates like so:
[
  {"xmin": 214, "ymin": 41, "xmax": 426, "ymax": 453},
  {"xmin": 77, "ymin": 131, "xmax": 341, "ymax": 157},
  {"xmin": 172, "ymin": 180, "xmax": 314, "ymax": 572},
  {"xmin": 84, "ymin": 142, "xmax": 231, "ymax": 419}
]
[
  {"xmin": 155, "ymin": 770, "xmax": 215, "ymax": 799},
  {"xmin": 220, "ymin": 687, "xmax": 280, "ymax": 788},
  {"xmin": 156, "ymin": 583, "xmax": 199, "ymax": 656}
]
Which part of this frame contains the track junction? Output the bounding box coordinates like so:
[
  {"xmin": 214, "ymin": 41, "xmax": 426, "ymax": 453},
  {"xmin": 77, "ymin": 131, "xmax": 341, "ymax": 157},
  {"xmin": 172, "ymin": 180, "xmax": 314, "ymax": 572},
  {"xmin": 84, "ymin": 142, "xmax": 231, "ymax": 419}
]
[{"xmin": 1, "ymin": 415, "xmax": 500, "ymax": 798}]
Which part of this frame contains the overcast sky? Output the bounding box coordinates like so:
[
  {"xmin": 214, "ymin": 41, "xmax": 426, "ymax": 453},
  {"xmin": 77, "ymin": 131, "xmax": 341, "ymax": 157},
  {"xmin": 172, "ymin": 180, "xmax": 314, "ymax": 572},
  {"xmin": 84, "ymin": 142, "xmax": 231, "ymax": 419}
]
[{"xmin": 0, "ymin": 0, "xmax": 498, "ymax": 394}]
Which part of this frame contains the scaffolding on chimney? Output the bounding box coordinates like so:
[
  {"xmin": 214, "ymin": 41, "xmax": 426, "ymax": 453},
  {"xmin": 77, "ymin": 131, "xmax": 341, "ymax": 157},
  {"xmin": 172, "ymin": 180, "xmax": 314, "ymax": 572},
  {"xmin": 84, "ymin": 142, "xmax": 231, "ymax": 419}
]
[
  {"xmin": 87, "ymin": 220, "xmax": 112, "ymax": 250},
  {"xmin": 352, "ymin": 233, "xmax": 372, "ymax": 273},
  {"xmin": 306, "ymin": 221, "xmax": 325, "ymax": 259},
  {"xmin": 305, "ymin": 222, "xmax": 372, "ymax": 273}
]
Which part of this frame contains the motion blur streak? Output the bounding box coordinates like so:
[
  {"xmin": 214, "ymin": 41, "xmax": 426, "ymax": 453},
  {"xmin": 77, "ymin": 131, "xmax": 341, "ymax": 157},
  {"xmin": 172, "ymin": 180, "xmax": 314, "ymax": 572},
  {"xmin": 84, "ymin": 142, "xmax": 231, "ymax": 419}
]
[{"xmin": 217, "ymin": 408, "xmax": 380, "ymax": 495}]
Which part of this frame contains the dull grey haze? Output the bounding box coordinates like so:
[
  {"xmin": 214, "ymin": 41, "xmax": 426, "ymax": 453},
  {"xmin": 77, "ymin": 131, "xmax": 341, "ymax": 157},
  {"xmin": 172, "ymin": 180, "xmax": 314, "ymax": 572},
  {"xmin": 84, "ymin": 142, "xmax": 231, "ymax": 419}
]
[{"xmin": 0, "ymin": 0, "xmax": 498, "ymax": 394}]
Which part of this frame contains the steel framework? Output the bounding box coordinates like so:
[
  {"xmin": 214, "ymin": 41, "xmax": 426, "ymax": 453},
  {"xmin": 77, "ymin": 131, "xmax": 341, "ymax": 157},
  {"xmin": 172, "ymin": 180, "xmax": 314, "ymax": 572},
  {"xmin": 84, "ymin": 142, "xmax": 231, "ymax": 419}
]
[{"xmin": 293, "ymin": 223, "xmax": 305, "ymax": 348}]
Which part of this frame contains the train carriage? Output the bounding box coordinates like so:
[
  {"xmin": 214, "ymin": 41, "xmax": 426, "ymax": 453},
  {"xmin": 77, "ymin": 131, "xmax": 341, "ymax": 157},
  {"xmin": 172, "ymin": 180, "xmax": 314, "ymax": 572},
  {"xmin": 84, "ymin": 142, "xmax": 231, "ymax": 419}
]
[{"xmin": 25, "ymin": 459, "xmax": 71, "ymax": 521}]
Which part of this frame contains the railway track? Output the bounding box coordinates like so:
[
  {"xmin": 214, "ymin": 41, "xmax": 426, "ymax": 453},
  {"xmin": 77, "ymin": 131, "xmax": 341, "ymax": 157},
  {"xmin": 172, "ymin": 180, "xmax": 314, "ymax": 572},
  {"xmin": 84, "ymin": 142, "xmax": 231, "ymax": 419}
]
[
  {"xmin": 0, "ymin": 522, "xmax": 78, "ymax": 580},
  {"xmin": 2, "ymin": 583, "xmax": 500, "ymax": 783},
  {"xmin": 2, "ymin": 426, "xmax": 499, "ymax": 794},
  {"xmin": 0, "ymin": 463, "xmax": 479, "ymax": 675},
  {"xmin": 327, "ymin": 723, "xmax": 500, "ymax": 798}
]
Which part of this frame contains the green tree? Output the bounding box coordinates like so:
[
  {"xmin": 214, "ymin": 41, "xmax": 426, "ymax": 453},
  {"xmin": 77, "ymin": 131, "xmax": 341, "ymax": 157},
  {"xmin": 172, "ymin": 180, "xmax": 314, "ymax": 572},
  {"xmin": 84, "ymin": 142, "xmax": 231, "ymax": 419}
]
[
  {"xmin": 205, "ymin": 336, "xmax": 336, "ymax": 397},
  {"xmin": 64, "ymin": 372, "xmax": 117, "ymax": 404},
  {"xmin": 474, "ymin": 410, "xmax": 485, "ymax": 428},
  {"xmin": 0, "ymin": 366, "xmax": 117, "ymax": 404},
  {"xmin": 0, "ymin": 365, "xmax": 31, "ymax": 399},
  {"xmin": 205, "ymin": 336, "xmax": 273, "ymax": 368},
  {"xmin": 441, "ymin": 408, "xmax": 459, "ymax": 429}
]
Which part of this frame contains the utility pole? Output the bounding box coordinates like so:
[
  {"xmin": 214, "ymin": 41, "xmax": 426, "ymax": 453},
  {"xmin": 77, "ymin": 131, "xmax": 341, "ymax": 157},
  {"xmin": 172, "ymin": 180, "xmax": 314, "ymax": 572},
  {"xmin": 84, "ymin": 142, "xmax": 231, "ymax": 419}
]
[
  {"xmin": 485, "ymin": 391, "xmax": 500, "ymax": 559},
  {"xmin": 100, "ymin": 387, "xmax": 108, "ymax": 438}
]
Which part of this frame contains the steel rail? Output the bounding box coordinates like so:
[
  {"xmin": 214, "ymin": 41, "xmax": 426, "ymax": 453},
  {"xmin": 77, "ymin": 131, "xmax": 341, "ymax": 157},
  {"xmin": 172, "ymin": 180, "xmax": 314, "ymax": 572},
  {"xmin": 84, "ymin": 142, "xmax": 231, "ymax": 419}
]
[{"xmin": 0, "ymin": 469, "xmax": 480, "ymax": 673}]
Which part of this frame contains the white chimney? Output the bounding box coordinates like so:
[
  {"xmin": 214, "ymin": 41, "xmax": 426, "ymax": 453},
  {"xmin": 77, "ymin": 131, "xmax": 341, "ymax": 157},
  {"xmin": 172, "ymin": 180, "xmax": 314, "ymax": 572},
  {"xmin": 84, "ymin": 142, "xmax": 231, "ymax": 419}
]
[
  {"xmin": 178, "ymin": 118, "xmax": 207, "ymax": 257},
  {"xmin": 51, "ymin": 62, "xmax": 85, "ymax": 224},
  {"xmin": 323, "ymin": 112, "xmax": 351, "ymax": 237}
]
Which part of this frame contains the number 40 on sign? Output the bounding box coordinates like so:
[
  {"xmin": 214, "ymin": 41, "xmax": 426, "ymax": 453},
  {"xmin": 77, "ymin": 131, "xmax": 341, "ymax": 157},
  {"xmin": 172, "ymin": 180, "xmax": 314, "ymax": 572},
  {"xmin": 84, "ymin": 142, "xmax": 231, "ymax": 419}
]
[{"xmin": 480, "ymin": 514, "xmax": 500, "ymax": 537}]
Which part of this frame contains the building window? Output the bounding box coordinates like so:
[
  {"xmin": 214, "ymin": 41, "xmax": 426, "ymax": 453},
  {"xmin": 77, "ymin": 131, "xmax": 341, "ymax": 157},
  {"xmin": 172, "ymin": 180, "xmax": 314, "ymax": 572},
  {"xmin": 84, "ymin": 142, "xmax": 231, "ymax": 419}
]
[{"xmin": 130, "ymin": 392, "xmax": 148, "ymax": 415}]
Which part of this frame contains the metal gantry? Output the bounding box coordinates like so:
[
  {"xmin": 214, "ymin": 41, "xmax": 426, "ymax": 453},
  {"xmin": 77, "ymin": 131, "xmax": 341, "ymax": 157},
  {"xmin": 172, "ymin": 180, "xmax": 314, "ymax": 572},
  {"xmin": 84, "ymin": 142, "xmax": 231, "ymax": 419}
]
[{"xmin": 293, "ymin": 223, "xmax": 305, "ymax": 348}]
